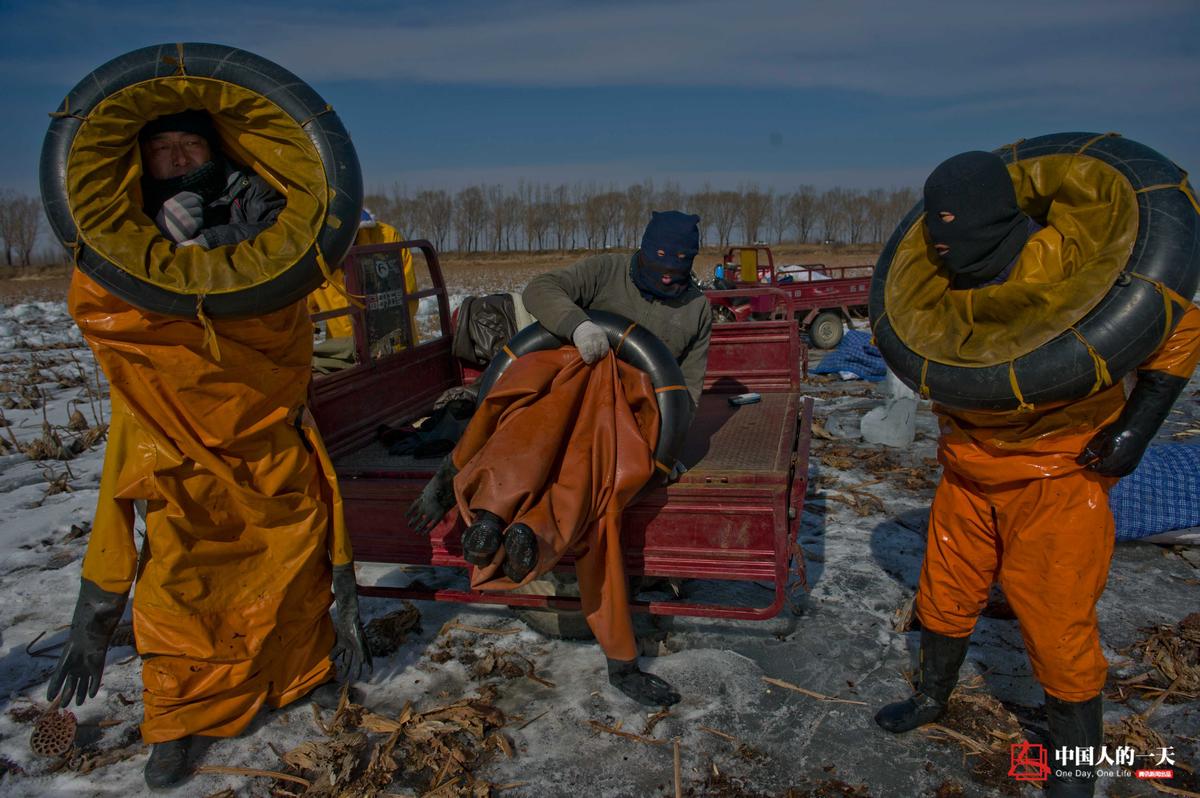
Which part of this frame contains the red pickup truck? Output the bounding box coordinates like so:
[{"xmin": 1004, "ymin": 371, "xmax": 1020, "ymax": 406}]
[
  {"xmin": 307, "ymin": 241, "xmax": 813, "ymax": 624},
  {"xmin": 709, "ymin": 245, "xmax": 872, "ymax": 349}
]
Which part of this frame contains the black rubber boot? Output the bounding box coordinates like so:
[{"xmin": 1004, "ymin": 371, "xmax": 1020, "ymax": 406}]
[
  {"xmin": 405, "ymin": 455, "xmax": 459, "ymax": 535},
  {"xmin": 309, "ymin": 680, "xmax": 364, "ymax": 710},
  {"xmin": 875, "ymin": 629, "xmax": 970, "ymax": 733},
  {"xmin": 1045, "ymin": 694, "xmax": 1102, "ymax": 797},
  {"xmin": 607, "ymin": 658, "xmax": 681, "ymax": 707},
  {"xmin": 462, "ymin": 510, "xmax": 504, "ymax": 565},
  {"xmin": 144, "ymin": 736, "xmax": 192, "ymax": 789},
  {"xmin": 502, "ymin": 523, "xmax": 538, "ymax": 582}
]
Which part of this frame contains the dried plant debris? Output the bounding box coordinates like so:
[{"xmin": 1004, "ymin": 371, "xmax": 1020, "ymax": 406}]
[
  {"xmin": 814, "ymin": 443, "xmax": 939, "ymax": 498},
  {"xmin": 30, "ymin": 704, "xmax": 77, "ymax": 758},
  {"xmin": 920, "ymin": 687, "xmax": 1025, "ymax": 797},
  {"xmin": 364, "ymin": 602, "xmax": 422, "ymax": 658},
  {"xmin": 266, "ymin": 686, "xmax": 509, "ymax": 797},
  {"xmin": 1124, "ymin": 612, "xmax": 1200, "ymax": 701}
]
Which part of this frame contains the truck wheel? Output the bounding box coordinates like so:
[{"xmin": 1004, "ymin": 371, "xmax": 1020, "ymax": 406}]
[
  {"xmin": 512, "ymin": 573, "xmax": 595, "ymax": 640},
  {"xmin": 809, "ymin": 311, "xmax": 844, "ymax": 349}
]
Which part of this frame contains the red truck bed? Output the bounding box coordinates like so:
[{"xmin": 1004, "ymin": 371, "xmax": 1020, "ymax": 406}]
[{"xmin": 309, "ymin": 242, "xmax": 812, "ymax": 620}]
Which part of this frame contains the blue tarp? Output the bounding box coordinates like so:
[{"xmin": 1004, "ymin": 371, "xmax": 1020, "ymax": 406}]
[
  {"xmin": 811, "ymin": 329, "xmax": 887, "ymax": 382},
  {"xmin": 1110, "ymin": 443, "xmax": 1200, "ymax": 541}
]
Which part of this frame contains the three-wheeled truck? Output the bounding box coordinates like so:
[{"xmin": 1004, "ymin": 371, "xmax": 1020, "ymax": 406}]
[
  {"xmin": 708, "ymin": 245, "xmax": 872, "ymax": 349},
  {"xmin": 308, "ymin": 242, "xmax": 813, "ymax": 624}
]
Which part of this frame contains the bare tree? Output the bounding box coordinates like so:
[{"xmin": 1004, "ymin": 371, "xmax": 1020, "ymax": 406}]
[
  {"xmin": 767, "ymin": 191, "xmax": 791, "ymax": 244},
  {"xmin": 454, "ymin": 186, "xmax": 487, "ymax": 252},
  {"xmin": 0, "ymin": 190, "xmax": 15, "ymax": 266},
  {"xmin": 842, "ymin": 189, "xmax": 870, "ymax": 244},
  {"xmin": 621, "ymin": 183, "xmax": 651, "ymax": 247},
  {"xmin": 0, "ymin": 193, "xmax": 42, "ymax": 267},
  {"xmin": 709, "ymin": 191, "xmax": 741, "ymax": 250},
  {"xmin": 739, "ymin": 184, "xmax": 772, "ymax": 244},
  {"xmin": 816, "ymin": 188, "xmax": 850, "ymax": 244},
  {"xmin": 549, "ymin": 184, "xmax": 577, "ymax": 250},
  {"xmin": 414, "ymin": 190, "xmax": 452, "ymax": 251},
  {"xmin": 787, "ymin": 186, "xmax": 818, "ymax": 244}
]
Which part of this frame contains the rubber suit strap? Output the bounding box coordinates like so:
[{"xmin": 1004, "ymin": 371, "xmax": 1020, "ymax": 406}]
[
  {"xmin": 613, "ymin": 321, "xmax": 638, "ymax": 358},
  {"xmin": 1076, "ymin": 132, "xmax": 1118, "ymax": 156},
  {"xmin": 1135, "ymin": 170, "xmax": 1200, "ymax": 217},
  {"xmin": 194, "ymin": 295, "xmax": 222, "ymax": 361},
  {"xmin": 296, "ymin": 405, "xmax": 353, "ymax": 566},
  {"xmin": 316, "ymin": 249, "xmax": 365, "ymax": 310},
  {"xmin": 1130, "ymin": 274, "xmax": 1175, "ymax": 351},
  {"xmin": 80, "ymin": 397, "xmax": 141, "ymax": 596},
  {"xmin": 1067, "ymin": 327, "xmax": 1113, "ymax": 396},
  {"xmin": 1007, "ymin": 360, "xmax": 1034, "ymax": 412},
  {"xmin": 1139, "ymin": 291, "xmax": 1200, "ymax": 379}
]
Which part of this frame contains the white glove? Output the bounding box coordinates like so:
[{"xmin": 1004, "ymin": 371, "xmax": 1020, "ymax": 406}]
[
  {"xmin": 177, "ymin": 235, "xmax": 205, "ymax": 248},
  {"xmin": 155, "ymin": 191, "xmax": 204, "ymax": 243},
  {"xmin": 571, "ymin": 320, "xmax": 610, "ymax": 364}
]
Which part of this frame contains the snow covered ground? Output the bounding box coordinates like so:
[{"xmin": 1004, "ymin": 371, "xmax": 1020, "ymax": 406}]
[{"xmin": 0, "ymin": 299, "xmax": 1197, "ymax": 797}]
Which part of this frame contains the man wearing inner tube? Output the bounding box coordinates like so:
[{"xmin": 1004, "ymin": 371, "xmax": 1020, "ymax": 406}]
[
  {"xmin": 139, "ymin": 110, "xmax": 284, "ymax": 248},
  {"xmin": 408, "ymin": 211, "xmax": 710, "ymax": 707},
  {"xmin": 46, "ymin": 108, "xmax": 371, "ymax": 790},
  {"xmin": 875, "ymin": 151, "xmax": 1200, "ymax": 798}
]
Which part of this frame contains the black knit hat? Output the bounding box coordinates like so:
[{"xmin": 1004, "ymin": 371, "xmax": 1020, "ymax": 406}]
[
  {"xmin": 139, "ymin": 110, "xmax": 219, "ymax": 148},
  {"xmin": 923, "ymin": 151, "xmax": 1030, "ymax": 288}
]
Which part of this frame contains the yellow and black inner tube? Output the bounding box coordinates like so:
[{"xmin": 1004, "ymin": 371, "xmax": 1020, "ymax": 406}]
[
  {"xmin": 870, "ymin": 132, "xmax": 1200, "ymax": 410},
  {"xmin": 40, "ymin": 42, "xmax": 362, "ymax": 319}
]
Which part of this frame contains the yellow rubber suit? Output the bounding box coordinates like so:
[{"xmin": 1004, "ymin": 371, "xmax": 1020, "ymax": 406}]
[
  {"xmin": 307, "ymin": 221, "xmax": 414, "ymax": 339},
  {"xmin": 915, "ymin": 226, "xmax": 1200, "ymax": 701},
  {"xmin": 72, "ymin": 271, "xmax": 354, "ymax": 743}
]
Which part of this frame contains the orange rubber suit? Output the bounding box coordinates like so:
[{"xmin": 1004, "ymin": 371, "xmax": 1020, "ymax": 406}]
[
  {"xmin": 915, "ymin": 230, "xmax": 1200, "ymax": 701},
  {"xmin": 450, "ymin": 348, "xmax": 661, "ymax": 661},
  {"xmin": 71, "ymin": 271, "xmax": 353, "ymax": 742}
]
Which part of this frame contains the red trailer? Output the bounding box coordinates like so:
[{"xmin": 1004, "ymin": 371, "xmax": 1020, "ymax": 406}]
[
  {"xmin": 308, "ymin": 241, "xmax": 812, "ymax": 623},
  {"xmin": 708, "ymin": 245, "xmax": 872, "ymax": 349}
]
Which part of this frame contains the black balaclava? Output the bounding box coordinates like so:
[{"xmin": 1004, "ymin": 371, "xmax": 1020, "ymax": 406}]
[
  {"xmin": 923, "ymin": 150, "xmax": 1031, "ymax": 289},
  {"xmin": 632, "ymin": 210, "xmax": 701, "ymax": 300},
  {"xmin": 139, "ymin": 110, "xmax": 227, "ymax": 216}
]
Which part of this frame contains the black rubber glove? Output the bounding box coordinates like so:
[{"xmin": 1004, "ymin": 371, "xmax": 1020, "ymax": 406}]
[
  {"xmin": 406, "ymin": 455, "xmax": 459, "ymax": 535},
  {"xmin": 1077, "ymin": 370, "xmax": 1188, "ymax": 477},
  {"xmin": 330, "ymin": 563, "xmax": 372, "ymax": 682},
  {"xmin": 46, "ymin": 579, "xmax": 128, "ymax": 706}
]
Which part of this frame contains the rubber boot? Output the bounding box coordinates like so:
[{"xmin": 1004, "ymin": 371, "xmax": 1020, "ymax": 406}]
[
  {"xmin": 462, "ymin": 510, "xmax": 504, "ymax": 565},
  {"xmin": 502, "ymin": 523, "xmax": 538, "ymax": 582},
  {"xmin": 875, "ymin": 629, "xmax": 970, "ymax": 733},
  {"xmin": 1045, "ymin": 694, "xmax": 1102, "ymax": 797},
  {"xmin": 607, "ymin": 658, "xmax": 681, "ymax": 707},
  {"xmin": 144, "ymin": 736, "xmax": 192, "ymax": 789}
]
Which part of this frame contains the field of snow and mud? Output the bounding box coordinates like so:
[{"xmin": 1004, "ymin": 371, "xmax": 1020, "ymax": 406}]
[{"xmin": 0, "ymin": 264, "xmax": 1196, "ymax": 798}]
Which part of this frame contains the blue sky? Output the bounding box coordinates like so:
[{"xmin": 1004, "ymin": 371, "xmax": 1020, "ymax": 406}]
[{"xmin": 2, "ymin": 0, "xmax": 1198, "ymax": 196}]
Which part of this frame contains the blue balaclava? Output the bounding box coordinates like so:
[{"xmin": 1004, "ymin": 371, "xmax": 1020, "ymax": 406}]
[{"xmin": 633, "ymin": 210, "xmax": 701, "ymax": 300}]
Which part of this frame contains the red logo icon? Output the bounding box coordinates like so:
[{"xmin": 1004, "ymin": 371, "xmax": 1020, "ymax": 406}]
[{"xmin": 1009, "ymin": 742, "xmax": 1051, "ymax": 782}]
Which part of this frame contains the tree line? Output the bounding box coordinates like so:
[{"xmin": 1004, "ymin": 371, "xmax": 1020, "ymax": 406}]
[
  {"xmin": 0, "ymin": 181, "xmax": 920, "ymax": 268},
  {"xmin": 367, "ymin": 182, "xmax": 919, "ymax": 253}
]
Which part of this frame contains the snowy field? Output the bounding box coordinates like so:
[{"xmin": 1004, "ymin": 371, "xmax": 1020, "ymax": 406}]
[{"xmin": 0, "ymin": 297, "xmax": 1196, "ymax": 798}]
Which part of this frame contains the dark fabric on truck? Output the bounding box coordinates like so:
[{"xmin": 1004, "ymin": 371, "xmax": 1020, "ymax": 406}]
[{"xmin": 453, "ymin": 293, "xmax": 519, "ymax": 366}]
